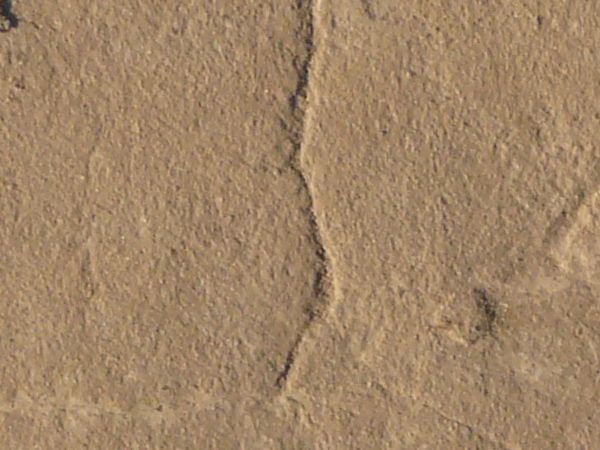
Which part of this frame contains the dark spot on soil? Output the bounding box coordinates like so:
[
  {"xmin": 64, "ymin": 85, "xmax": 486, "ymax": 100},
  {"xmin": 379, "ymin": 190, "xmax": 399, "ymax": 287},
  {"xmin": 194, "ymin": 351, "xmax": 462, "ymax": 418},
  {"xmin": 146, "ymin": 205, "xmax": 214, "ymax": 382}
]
[
  {"xmin": 472, "ymin": 288, "xmax": 499, "ymax": 342},
  {"xmin": 0, "ymin": 0, "xmax": 18, "ymax": 32},
  {"xmin": 537, "ymin": 15, "xmax": 544, "ymax": 29}
]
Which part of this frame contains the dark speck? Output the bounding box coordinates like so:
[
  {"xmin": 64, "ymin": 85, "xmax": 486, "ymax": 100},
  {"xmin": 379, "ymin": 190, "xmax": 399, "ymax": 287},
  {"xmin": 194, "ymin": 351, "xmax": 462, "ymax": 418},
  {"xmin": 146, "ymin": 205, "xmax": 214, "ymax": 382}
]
[{"xmin": 537, "ymin": 16, "xmax": 544, "ymax": 29}]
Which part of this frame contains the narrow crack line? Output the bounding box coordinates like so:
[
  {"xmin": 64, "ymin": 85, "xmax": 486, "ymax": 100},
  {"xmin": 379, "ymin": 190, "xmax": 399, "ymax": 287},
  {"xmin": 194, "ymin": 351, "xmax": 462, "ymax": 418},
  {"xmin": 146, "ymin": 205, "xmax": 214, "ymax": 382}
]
[
  {"xmin": 79, "ymin": 136, "xmax": 102, "ymax": 301},
  {"xmin": 423, "ymin": 405, "xmax": 510, "ymax": 450},
  {"xmin": 0, "ymin": 399, "xmax": 207, "ymax": 419},
  {"xmin": 275, "ymin": 0, "xmax": 332, "ymax": 390},
  {"xmin": 275, "ymin": 334, "xmax": 304, "ymax": 388}
]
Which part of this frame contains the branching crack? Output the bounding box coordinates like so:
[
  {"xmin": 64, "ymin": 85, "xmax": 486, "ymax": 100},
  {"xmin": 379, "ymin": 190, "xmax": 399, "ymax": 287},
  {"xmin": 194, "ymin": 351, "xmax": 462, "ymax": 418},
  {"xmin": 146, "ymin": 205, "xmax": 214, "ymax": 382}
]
[{"xmin": 275, "ymin": 0, "xmax": 331, "ymax": 389}]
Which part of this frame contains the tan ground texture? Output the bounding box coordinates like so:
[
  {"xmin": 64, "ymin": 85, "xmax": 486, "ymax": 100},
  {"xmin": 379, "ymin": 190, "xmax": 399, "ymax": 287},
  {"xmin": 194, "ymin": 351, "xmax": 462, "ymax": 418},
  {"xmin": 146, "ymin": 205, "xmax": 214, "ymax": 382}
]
[{"xmin": 1, "ymin": 0, "xmax": 600, "ymax": 448}]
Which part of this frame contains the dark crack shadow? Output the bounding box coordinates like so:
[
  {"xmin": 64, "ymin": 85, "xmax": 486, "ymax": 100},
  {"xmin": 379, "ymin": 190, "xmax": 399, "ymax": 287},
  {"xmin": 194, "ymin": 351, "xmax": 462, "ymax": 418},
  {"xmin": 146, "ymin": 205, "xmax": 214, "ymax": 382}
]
[
  {"xmin": 471, "ymin": 288, "xmax": 499, "ymax": 343},
  {"xmin": 0, "ymin": 0, "xmax": 18, "ymax": 31},
  {"xmin": 275, "ymin": 336, "xmax": 303, "ymax": 388},
  {"xmin": 274, "ymin": 0, "xmax": 333, "ymax": 390}
]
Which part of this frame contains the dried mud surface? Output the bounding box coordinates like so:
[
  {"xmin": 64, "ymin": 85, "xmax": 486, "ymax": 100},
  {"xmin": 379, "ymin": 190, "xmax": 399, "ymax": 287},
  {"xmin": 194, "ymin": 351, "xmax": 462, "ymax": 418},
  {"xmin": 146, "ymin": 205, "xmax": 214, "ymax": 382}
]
[{"xmin": 2, "ymin": 1, "xmax": 600, "ymax": 448}]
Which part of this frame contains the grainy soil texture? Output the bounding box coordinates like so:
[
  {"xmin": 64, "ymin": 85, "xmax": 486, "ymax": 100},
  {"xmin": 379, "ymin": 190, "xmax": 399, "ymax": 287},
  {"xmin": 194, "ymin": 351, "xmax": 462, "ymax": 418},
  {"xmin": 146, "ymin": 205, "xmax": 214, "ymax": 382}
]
[{"xmin": 2, "ymin": 1, "xmax": 600, "ymax": 449}]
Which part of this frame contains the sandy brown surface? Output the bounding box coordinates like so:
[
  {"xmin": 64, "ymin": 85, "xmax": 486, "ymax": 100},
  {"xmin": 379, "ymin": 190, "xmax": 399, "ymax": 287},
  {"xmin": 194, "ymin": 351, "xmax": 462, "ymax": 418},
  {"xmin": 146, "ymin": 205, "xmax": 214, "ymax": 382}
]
[{"xmin": 1, "ymin": 1, "xmax": 600, "ymax": 448}]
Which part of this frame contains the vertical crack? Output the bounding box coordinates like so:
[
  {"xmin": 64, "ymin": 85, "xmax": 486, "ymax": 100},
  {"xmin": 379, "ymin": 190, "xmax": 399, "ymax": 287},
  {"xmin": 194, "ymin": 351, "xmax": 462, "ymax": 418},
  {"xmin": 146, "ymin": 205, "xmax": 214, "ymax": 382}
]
[{"xmin": 276, "ymin": 0, "xmax": 332, "ymax": 389}]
